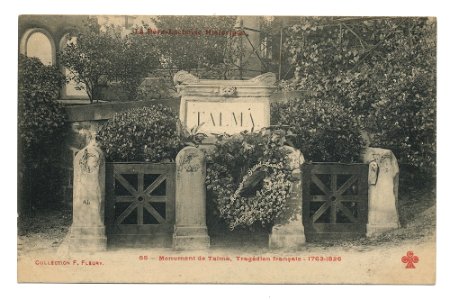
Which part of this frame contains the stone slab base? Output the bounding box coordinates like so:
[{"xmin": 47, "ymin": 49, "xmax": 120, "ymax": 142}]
[
  {"xmin": 366, "ymin": 223, "xmax": 400, "ymax": 237},
  {"xmin": 173, "ymin": 226, "xmax": 208, "ymax": 236},
  {"xmin": 71, "ymin": 226, "xmax": 105, "ymax": 236},
  {"xmin": 172, "ymin": 235, "xmax": 210, "ymax": 250},
  {"xmin": 69, "ymin": 236, "xmax": 107, "ymax": 252},
  {"xmin": 269, "ymin": 226, "xmax": 305, "ymax": 250},
  {"xmin": 69, "ymin": 225, "xmax": 107, "ymax": 252}
]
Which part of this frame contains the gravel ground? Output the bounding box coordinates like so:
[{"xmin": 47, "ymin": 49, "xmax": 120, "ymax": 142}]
[
  {"xmin": 17, "ymin": 188, "xmax": 436, "ymax": 284},
  {"xmin": 17, "ymin": 188, "xmax": 435, "ymax": 255}
]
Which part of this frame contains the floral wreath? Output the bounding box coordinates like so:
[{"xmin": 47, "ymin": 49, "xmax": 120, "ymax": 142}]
[{"xmin": 206, "ymin": 131, "xmax": 294, "ymax": 230}]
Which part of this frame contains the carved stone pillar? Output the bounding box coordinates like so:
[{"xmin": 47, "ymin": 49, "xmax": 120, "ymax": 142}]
[
  {"xmin": 69, "ymin": 138, "xmax": 107, "ymax": 252},
  {"xmin": 173, "ymin": 147, "xmax": 210, "ymax": 250},
  {"xmin": 361, "ymin": 147, "xmax": 400, "ymax": 236},
  {"xmin": 269, "ymin": 146, "xmax": 306, "ymax": 250}
]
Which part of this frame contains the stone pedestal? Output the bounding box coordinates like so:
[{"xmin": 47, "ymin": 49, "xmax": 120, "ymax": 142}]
[
  {"xmin": 269, "ymin": 147, "xmax": 306, "ymax": 250},
  {"xmin": 69, "ymin": 138, "xmax": 107, "ymax": 252},
  {"xmin": 173, "ymin": 147, "xmax": 210, "ymax": 250},
  {"xmin": 361, "ymin": 147, "xmax": 400, "ymax": 237}
]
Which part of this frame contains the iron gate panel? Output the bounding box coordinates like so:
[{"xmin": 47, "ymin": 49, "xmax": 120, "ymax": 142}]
[
  {"xmin": 106, "ymin": 163, "xmax": 175, "ymax": 247},
  {"xmin": 302, "ymin": 163, "xmax": 368, "ymax": 241}
]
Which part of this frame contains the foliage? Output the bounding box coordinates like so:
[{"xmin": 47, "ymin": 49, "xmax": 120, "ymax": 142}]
[
  {"xmin": 150, "ymin": 16, "xmax": 245, "ymax": 81},
  {"xmin": 136, "ymin": 73, "xmax": 175, "ymax": 100},
  {"xmin": 18, "ymin": 54, "xmax": 67, "ymax": 157},
  {"xmin": 18, "ymin": 54, "xmax": 67, "ymax": 211},
  {"xmin": 205, "ymin": 129, "xmax": 296, "ymax": 231},
  {"xmin": 110, "ymin": 33, "xmax": 159, "ymax": 100},
  {"xmin": 60, "ymin": 19, "xmax": 158, "ymax": 102},
  {"xmin": 369, "ymin": 70, "xmax": 436, "ymax": 174},
  {"xmin": 177, "ymin": 122, "xmax": 208, "ymax": 147},
  {"xmin": 271, "ymin": 98, "xmax": 364, "ymax": 163},
  {"xmin": 59, "ymin": 19, "xmax": 116, "ymax": 103},
  {"xmin": 97, "ymin": 105, "xmax": 181, "ymax": 162},
  {"xmin": 282, "ymin": 17, "xmax": 436, "ymax": 172},
  {"xmin": 365, "ymin": 20, "xmax": 436, "ymax": 174},
  {"xmin": 60, "ymin": 16, "xmax": 254, "ymax": 101}
]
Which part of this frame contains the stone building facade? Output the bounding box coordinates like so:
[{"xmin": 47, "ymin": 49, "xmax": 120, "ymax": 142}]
[{"xmin": 19, "ymin": 15, "xmax": 92, "ymax": 100}]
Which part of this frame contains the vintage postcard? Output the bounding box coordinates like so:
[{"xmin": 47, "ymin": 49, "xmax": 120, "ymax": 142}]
[{"xmin": 17, "ymin": 15, "xmax": 436, "ymax": 284}]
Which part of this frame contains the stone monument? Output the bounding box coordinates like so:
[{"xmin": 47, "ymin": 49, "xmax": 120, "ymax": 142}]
[
  {"xmin": 69, "ymin": 135, "xmax": 107, "ymax": 252},
  {"xmin": 361, "ymin": 147, "xmax": 400, "ymax": 236},
  {"xmin": 173, "ymin": 146, "xmax": 210, "ymax": 250},
  {"xmin": 174, "ymin": 71, "xmax": 276, "ymax": 141}
]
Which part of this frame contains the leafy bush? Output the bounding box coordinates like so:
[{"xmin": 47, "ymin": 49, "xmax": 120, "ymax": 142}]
[
  {"xmin": 60, "ymin": 19, "xmax": 158, "ymax": 102},
  {"xmin": 151, "ymin": 16, "xmax": 240, "ymax": 80},
  {"xmin": 136, "ymin": 75, "xmax": 176, "ymax": 100},
  {"xmin": 282, "ymin": 17, "xmax": 436, "ymax": 174},
  {"xmin": 111, "ymin": 33, "xmax": 159, "ymax": 101},
  {"xmin": 368, "ymin": 72, "xmax": 436, "ymax": 175},
  {"xmin": 18, "ymin": 54, "xmax": 67, "ymax": 212},
  {"xmin": 18, "ymin": 55, "xmax": 67, "ymax": 153},
  {"xmin": 59, "ymin": 19, "xmax": 117, "ymax": 103},
  {"xmin": 364, "ymin": 20, "xmax": 436, "ymax": 175},
  {"xmin": 206, "ymin": 130, "xmax": 296, "ymax": 231},
  {"xmin": 271, "ymin": 98, "xmax": 364, "ymax": 163},
  {"xmin": 97, "ymin": 105, "xmax": 181, "ymax": 162}
]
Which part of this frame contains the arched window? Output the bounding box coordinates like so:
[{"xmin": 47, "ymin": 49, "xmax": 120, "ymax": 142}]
[{"xmin": 20, "ymin": 28, "xmax": 55, "ymax": 66}]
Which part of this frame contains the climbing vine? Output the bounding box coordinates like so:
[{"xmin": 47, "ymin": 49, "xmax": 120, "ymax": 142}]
[{"xmin": 281, "ymin": 17, "xmax": 436, "ymax": 175}]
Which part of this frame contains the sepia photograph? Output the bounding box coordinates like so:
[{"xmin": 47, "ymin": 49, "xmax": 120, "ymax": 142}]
[{"xmin": 17, "ymin": 13, "xmax": 436, "ymax": 284}]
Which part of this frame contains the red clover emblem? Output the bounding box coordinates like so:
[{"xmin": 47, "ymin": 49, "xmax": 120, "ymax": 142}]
[{"xmin": 401, "ymin": 251, "xmax": 419, "ymax": 269}]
